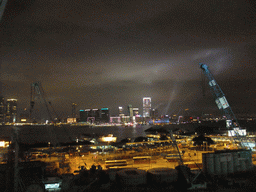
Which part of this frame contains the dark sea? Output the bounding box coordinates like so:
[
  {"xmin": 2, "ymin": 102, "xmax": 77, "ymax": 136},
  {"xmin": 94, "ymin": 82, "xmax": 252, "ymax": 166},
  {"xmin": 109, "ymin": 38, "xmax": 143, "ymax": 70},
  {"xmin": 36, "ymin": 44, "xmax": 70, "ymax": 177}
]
[
  {"xmin": 1, "ymin": 120, "xmax": 255, "ymax": 145},
  {"xmin": 0, "ymin": 125, "xmax": 151, "ymax": 145}
]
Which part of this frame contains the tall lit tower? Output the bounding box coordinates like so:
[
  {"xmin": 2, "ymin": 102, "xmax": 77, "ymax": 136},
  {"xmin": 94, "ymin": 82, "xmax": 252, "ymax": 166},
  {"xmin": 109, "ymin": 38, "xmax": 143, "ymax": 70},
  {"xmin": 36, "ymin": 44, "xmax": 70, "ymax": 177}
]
[
  {"xmin": 143, "ymin": 97, "xmax": 151, "ymax": 117},
  {"xmin": 72, "ymin": 103, "xmax": 77, "ymax": 119},
  {"xmin": 118, "ymin": 106, "xmax": 123, "ymax": 115},
  {"xmin": 128, "ymin": 105, "xmax": 133, "ymax": 122},
  {"xmin": 6, "ymin": 99, "xmax": 17, "ymax": 123},
  {"xmin": 101, "ymin": 108, "xmax": 110, "ymax": 123},
  {"xmin": 128, "ymin": 105, "xmax": 133, "ymax": 117}
]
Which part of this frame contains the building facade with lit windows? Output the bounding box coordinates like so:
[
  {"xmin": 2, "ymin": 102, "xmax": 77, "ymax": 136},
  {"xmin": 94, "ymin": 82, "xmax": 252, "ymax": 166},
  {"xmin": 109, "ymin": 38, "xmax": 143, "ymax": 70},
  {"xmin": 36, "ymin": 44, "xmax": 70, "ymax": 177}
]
[
  {"xmin": 101, "ymin": 108, "xmax": 110, "ymax": 123},
  {"xmin": 0, "ymin": 96, "xmax": 5, "ymax": 123},
  {"xmin": 132, "ymin": 107, "xmax": 139, "ymax": 123},
  {"xmin": 79, "ymin": 108, "xmax": 109, "ymax": 123},
  {"xmin": 79, "ymin": 109, "xmax": 91, "ymax": 122},
  {"xmin": 133, "ymin": 108, "xmax": 139, "ymax": 116},
  {"xmin": 143, "ymin": 97, "xmax": 151, "ymax": 117},
  {"xmin": 92, "ymin": 109, "xmax": 100, "ymax": 121},
  {"xmin": 118, "ymin": 106, "xmax": 124, "ymax": 116},
  {"xmin": 128, "ymin": 105, "xmax": 133, "ymax": 117},
  {"xmin": 6, "ymin": 99, "xmax": 17, "ymax": 123},
  {"xmin": 150, "ymin": 108, "xmax": 158, "ymax": 119}
]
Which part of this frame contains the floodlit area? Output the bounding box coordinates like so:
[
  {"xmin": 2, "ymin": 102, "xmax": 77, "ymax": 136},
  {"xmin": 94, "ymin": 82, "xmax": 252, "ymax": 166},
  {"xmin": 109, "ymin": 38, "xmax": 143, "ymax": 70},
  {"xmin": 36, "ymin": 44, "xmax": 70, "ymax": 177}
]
[
  {"xmin": 1, "ymin": 133, "xmax": 256, "ymax": 192},
  {"xmin": 1, "ymin": 134, "xmax": 254, "ymax": 175}
]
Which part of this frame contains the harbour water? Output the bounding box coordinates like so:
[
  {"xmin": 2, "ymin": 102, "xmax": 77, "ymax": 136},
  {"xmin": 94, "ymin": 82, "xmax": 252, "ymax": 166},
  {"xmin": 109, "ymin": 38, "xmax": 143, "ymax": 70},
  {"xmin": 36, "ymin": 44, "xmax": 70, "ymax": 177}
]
[
  {"xmin": 0, "ymin": 124, "xmax": 151, "ymax": 144},
  {"xmin": 1, "ymin": 120, "xmax": 256, "ymax": 145}
]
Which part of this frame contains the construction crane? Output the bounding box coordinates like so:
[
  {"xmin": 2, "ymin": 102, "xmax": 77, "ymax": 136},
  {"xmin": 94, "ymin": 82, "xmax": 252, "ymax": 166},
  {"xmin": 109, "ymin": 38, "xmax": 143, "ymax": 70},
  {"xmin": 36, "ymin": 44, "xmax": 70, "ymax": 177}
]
[
  {"xmin": 0, "ymin": 0, "xmax": 8, "ymax": 21},
  {"xmin": 30, "ymin": 82, "xmax": 60, "ymax": 123},
  {"xmin": 164, "ymin": 63, "xmax": 248, "ymax": 189},
  {"xmin": 199, "ymin": 63, "xmax": 247, "ymax": 146},
  {"xmin": 167, "ymin": 130, "xmax": 206, "ymax": 189}
]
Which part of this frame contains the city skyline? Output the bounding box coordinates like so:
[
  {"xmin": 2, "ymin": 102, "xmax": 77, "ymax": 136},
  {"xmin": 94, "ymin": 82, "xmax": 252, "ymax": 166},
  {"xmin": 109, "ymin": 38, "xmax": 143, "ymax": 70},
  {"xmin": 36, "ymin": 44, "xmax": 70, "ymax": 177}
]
[
  {"xmin": 0, "ymin": 96, "xmax": 157, "ymax": 121},
  {"xmin": 1, "ymin": 95, "xmax": 255, "ymax": 124},
  {"xmin": 1, "ymin": 0, "xmax": 256, "ymax": 119}
]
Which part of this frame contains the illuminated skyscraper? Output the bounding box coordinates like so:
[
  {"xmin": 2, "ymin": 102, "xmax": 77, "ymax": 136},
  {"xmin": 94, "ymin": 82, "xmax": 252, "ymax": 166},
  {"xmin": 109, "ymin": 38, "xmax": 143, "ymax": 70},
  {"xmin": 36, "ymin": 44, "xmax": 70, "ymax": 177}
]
[
  {"xmin": 128, "ymin": 104, "xmax": 133, "ymax": 116},
  {"xmin": 128, "ymin": 105, "xmax": 133, "ymax": 122},
  {"xmin": 79, "ymin": 109, "xmax": 91, "ymax": 122},
  {"xmin": 79, "ymin": 108, "xmax": 101, "ymax": 123},
  {"xmin": 101, "ymin": 108, "xmax": 110, "ymax": 123},
  {"xmin": 133, "ymin": 108, "xmax": 139, "ymax": 116},
  {"xmin": 6, "ymin": 99, "xmax": 17, "ymax": 123},
  {"xmin": 92, "ymin": 109, "xmax": 100, "ymax": 121},
  {"xmin": 0, "ymin": 96, "xmax": 4, "ymax": 123},
  {"xmin": 151, "ymin": 108, "xmax": 158, "ymax": 119},
  {"xmin": 132, "ymin": 107, "xmax": 139, "ymax": 123},
  {"xmin": 118, "ymin": 106, "xmax": 124, "ymax": 116},
  {"xmin": 143, "ymin": 97, "xmax": 151, "ymax": 117}
]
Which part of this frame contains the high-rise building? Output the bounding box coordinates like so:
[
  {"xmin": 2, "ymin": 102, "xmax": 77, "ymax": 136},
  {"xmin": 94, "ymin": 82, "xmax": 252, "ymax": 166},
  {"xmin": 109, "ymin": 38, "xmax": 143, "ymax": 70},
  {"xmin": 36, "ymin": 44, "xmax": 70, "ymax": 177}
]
[
  {"xmin": 6, "ymin": 99, "xmax": 17, "ymax": 123},
  {"xmin": 133, "ymin": 108, "xmax": 139, "ymax": 116},
  {"xmin": 128, "ymin": 105, "xmax": 133, "ymax": 117},
  {"xmin": 0, "ymin": 96, "xmax": 4, "ymax": 123},
  {"xmin": 132, "ymin": 107, "xmax": 139, "ymax": 123},
  {"xmin": 72, "ymin": 103, "xmax": 77, "ymax": 119},
  {"xmin": 80, "ymin": 108, "xmax": 106, "ymax": 123},
  {"xmin": 118, "ymin": 106, "xmax": 124, "ymax": 116},
  {"xmin": 101, "ymin": 108, "xmax": 110, "ymax": 123},
  {"xmin": 128, "ymin": 104, "xmax": 133, "ymax": 122},
  {"xmin": 119, "ymin": 106, "xmax": 125, "ymax": 117},
  {"xmin": 79, "ymin": 109, "xmax": 91, "ymax": 122},
  {"xmin": 118, "ymin": 106, "xmax": 123, "ymax": 114},
  {"xmin": 151, "ymin": 108, "xmax": 158, "ymax": 119},
  {"xmin": 143, "ymin": 97, "xmax": 151, "ymax": 117},
  {"xmin": 92, "ymin": 109, "xmax": 100, "ymax": 121}
]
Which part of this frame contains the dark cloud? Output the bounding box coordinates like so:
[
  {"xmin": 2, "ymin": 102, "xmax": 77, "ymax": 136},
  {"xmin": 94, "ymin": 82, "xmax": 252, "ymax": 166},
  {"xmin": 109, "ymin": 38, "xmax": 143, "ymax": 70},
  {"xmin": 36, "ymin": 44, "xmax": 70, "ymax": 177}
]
[{"xmin": 1, "ymin": 0, "xmax": 256, "ymax": 119}]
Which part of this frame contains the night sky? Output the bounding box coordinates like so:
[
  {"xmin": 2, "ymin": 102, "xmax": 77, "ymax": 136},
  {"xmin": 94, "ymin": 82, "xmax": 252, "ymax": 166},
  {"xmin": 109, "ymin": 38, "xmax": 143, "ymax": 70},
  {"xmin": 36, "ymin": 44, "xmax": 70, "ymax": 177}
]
[{"xmin": 1, "ymin": 0, "xmax": 256, "ymax": 119}]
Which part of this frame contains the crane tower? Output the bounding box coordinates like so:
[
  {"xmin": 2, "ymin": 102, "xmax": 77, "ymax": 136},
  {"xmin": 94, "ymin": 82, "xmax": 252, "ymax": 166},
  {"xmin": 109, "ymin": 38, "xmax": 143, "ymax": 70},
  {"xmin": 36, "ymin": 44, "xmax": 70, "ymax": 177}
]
[
  {"xmin": 30, "ymin": 82, "xmax": 60, "ymax": 123},
  {"xmin": 199, "ymin": 63, "xmax": 245, "ymax": 137}
]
